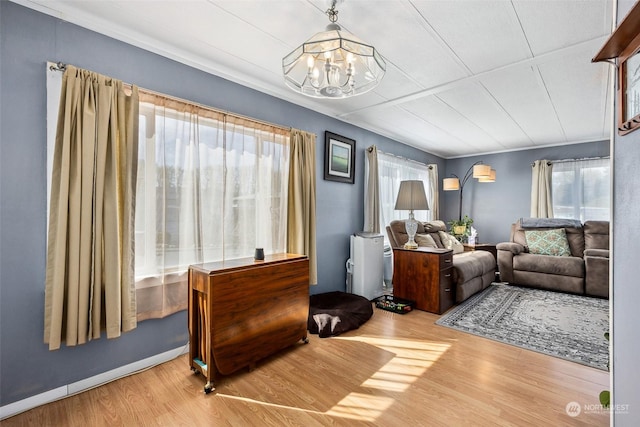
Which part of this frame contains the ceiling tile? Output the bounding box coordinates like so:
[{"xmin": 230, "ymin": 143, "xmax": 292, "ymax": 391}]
[
  {"xmin": 335, "ymin": 0, "xmax": 470, "ymax": 89},
  {"xmin": 411, "ymin": 0, "xmax": 532, "ymax": 73},
  {"xmin": 538, "ymin": 53, "xmax": 612, "ymax": 142},
  {"xmin": 435, "ymin": 82, "xmax": 531, "ymax": 149},
  {"xmin": 348, "ymin": 106, "xmax": 465, "ymax": 157},
  {"xmin": 480, "ymin": 66, "xmax": 566, "ymax": 145},
  {"xmin": 401, "ymin": 95, "xmax": 501, "ymax": 151},
  {"xmin": 513, "ymin": 0, "xmax": 614, "ymax": 55}
]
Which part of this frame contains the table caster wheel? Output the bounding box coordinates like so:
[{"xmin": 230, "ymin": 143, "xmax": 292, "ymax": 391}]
[{"xmin": 204, "ymin": 383, "xmax": 214, "ymax": 394}]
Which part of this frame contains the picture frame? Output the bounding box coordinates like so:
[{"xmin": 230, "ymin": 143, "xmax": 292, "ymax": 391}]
[
  {"xmin": 593, "ymin": 2, "xmax": 640, "ymax": 135},
  {"xmin": 618, "ymin": 47, "xmax": 640, "ymax": 135},
  {"xmin": 324, "ymin": 131, "xmax": 356, "ymax": 184}
]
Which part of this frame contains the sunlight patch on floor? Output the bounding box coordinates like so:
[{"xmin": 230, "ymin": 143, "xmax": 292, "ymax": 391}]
[
  {"xmin": 216, "ymin": 335, "xmax": 452, "ymax": 423},
  {"xmin": 334, "ymin": 335, "xmax": 451, "ymax": 392},
  {"xmin": 326, "ymin": 335, "xmax": 451, "ymax": 419},
  {"xmin": 325, "ymin": 393, "xmax": 395, "ymax": 421}
]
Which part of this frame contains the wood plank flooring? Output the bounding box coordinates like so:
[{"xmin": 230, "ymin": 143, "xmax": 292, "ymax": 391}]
[{"xmin": 2, "ymin": 307, "xmax": 609, "ymax": 426}]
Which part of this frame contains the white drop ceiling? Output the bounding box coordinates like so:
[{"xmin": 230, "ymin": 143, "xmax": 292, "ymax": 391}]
[{"xmin": 14, "ymin": 0, "xmax": 614, "ymax": 158}]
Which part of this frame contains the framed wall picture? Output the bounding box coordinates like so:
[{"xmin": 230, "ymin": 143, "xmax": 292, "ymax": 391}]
[
  {"xmin": 324, "ymin": 131, "xmax": 355, "ymax": 184},
  {"xmin": 593, "ymin": 1, "xmax": 640, "ymax": 135},
  {"xmin": 618, "ymin": 47, "xmax": 640, "ymax": 135}
]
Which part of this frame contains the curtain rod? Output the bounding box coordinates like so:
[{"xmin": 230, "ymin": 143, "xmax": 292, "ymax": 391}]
[
  {"xmin": 551, "ymin": 156, "xmax": 610, "ymax": 164},
  {"xmin": 377, "ymin": 149, "xmax": 434, "ymax": 169},
  {"xmin": 530, "ymin": 156, "xmax": 609, "ymax": 167},
  {"xmin": 48, "ymin": 61, "xmax": 292, "ymax": 133}
]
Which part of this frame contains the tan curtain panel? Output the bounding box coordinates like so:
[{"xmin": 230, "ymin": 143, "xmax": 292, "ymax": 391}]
[
  {"xmin": 428, "ymin": 164, "xmax": 439, "ymax": 220},
  {"xmin": 287, "ymin": 129, "xmax": 318, "ymax": 285},
  {"xmin": 44, "ymin": 65, "xmax": 139, "ymax": 350},
  {"xmin": 531, "ymin": 159, "xmax": 554, "ymax": 218},
  {"xmin": 364, "ymin": 145, "xmax": 380, "ymax": 233}
]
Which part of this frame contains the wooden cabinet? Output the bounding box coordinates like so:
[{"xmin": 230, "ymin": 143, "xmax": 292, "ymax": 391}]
[
  {"xmin": 392, "ymin": 247, "xmax": 454, "ymax": 314},
  {"xmin": 188, "ymin": 253, "xmax": 309, "ymax": 393}
]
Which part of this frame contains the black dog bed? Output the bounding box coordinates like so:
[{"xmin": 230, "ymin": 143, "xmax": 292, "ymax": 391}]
[{"xmin": 308, "ymin": 291, "xmax": 373, "ymax": 338}]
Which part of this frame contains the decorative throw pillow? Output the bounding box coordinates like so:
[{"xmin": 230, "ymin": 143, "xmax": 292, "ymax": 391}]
[
  {"xmin": 438, "ymin": 231, "xmax": 464, "ymax": 254},
  {"xmin": 415, "ymin": 233, "xmax": 437, "ymax": 248},
  {"xmin": 525, "ymin": 229, "xmax": 572, "ymax": 257}
]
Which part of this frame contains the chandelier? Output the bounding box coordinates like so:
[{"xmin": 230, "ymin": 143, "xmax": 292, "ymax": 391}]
[{"xmin": 282, "ymin": 0, "xmax": 386, "ymax": 99}]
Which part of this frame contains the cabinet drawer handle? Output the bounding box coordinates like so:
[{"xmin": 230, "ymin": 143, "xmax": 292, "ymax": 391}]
[
  {"xmin": 444, "ymin": 259, "xmax": 452, "ymax": 263},
  {"xmin": 445, "ymin": 273, "xmax": 451, "ymax": 277},
  {"xmin": 444, "ymin": 288, "xmax": 451, "ymax": 292}
]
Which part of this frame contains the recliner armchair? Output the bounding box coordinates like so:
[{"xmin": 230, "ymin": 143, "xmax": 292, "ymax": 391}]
[{"xmin": 386, "ymin": 220, "xmax": 496, "ymax": 303}]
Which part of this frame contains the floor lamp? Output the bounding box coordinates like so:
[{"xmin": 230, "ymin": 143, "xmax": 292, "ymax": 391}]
[
  {"xmin": 394, "ymin": 180, "xmax": 429, "ymax": 249},
  {"xmin": 443, "ymin": 161, "xmax": 496, "ymax": 221}
]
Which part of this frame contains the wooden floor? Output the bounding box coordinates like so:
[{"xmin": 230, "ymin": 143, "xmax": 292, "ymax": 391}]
[{"xmin": 3, "ymin": 307, "xmax": 609, "ymax": 426}]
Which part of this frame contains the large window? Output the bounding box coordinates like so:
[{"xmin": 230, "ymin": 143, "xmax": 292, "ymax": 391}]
[
  {"xmin": 134, "ymin": 94, "xmax": 290, "ymax": 318},
  {"xmin": 552, "ymin": 158, "xmax": 610, "ymax": 221},
  {"xmin": 377, "ymin": 152, "xmax": 433, "ymax": 240},
  {"xmin": 46, "ymin": 67, "xmax": 291, "ymax": 320}
]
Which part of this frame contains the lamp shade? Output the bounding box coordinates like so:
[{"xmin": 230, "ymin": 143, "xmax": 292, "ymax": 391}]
[
  {"xmin": 443, "ymin": 177, "xmax": 460, "ymax": 191},
  {"xmin": 472, "ymin": 164, "xmax": 491, "ymax": 178},
  {"xmin": 394, "ymin": 180, "xmax": 429, "ymax": 211},
  {"xmin": 478, "ymin": 169, "xmax": 497, "ymax": 182}
]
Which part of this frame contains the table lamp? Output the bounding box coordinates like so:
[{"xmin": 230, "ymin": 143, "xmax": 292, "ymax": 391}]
[{"xmin": 394, "ymin": 180, "xmax": 429, "ymax": 249}]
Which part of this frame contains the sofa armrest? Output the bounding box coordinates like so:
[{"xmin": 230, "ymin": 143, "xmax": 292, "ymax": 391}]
[
  {"xmin": 496, "ymin": 242, "xmax": 524, "ymax": 283},
  {"xmin": 496, "ymin": 242, "xmax": 525, "ymax": 255},
  {"xmin": 584, "ymin": 248, "xmax": 609, "ymax": 259},
  {"xmin": 585, "ymin": 253, "xmax": 609, "ymax": 298}
]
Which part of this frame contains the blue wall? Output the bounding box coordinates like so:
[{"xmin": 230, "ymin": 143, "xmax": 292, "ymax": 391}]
[
  {"xmin": 0, "ymin": 2, "xmax": 443, "ymax": 406},
  {"xmin": 442, "ymin": 141, "xmax": 610, "ymax": 244}
]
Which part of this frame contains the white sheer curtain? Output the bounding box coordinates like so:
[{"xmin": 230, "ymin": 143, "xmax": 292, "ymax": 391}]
[
  {"xmin": 552, "ymin": 158, "xmax": 610, "ymax": 221},
  {"xmin": 377, "ymin": 152, "xmax": 433, "ymax": 242},
  {"xmin": 135, "ymin": 93, "xmax": 290, "ymax": 320}
]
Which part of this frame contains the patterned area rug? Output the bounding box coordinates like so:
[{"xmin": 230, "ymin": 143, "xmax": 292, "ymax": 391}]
[{"xmin": 436, "ymin": 283, "xmax": 609, "ymax": 370}]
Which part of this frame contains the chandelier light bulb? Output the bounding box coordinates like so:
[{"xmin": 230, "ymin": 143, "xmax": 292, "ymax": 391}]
[
  {"xmin": 328, "ymin": 65, "xmax": 340, "ymax": 86},
  {"xmin": 347, "ymin": 52, "xmax": 354, "ymax": 64}
]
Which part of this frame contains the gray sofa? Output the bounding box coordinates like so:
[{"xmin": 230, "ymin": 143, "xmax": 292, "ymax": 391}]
[
  {"xmin": 387, "ymin": 220, "xmax": 496, "ymax": 303},
  {"xmin": 497, "ymin": 218, "xmax": 609, "ymax": 298}
]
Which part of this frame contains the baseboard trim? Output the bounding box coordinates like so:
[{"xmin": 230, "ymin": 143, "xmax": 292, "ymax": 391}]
[{"xmin": 0, "ymin": 344, "xmax": 189, "ymax": 420}]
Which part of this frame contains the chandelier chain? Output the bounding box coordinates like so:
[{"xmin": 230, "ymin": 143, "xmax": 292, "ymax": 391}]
[{"xmin": 326, "ymin": 1, "xmax": 339, "ymax": 23}]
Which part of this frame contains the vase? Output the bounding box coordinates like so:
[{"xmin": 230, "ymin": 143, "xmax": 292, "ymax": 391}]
[{"xmin": 453, "ymin": 225, "xmax": 466, "ymax": 235}]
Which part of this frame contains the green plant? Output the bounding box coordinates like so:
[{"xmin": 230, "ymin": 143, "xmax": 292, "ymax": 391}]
[{"xmin": 599, "ymin": 332, "xmax": 610, "ymax": 408}]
